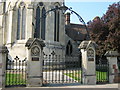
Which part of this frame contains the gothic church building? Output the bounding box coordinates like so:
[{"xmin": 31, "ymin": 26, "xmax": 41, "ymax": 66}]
[{"xmin": 0, "ymin": 0, "xmax": 87, "ymax": 60}]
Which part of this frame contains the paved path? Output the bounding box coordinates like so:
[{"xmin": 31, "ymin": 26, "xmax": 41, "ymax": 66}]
[
  {"xmin": 36, "ymin": 83, "xmax": 119, "ymax": 88},
  {"xmin": 0, "ymin": 84, "xmax": 119, "ymax": 90},
  {"xmin": 52, "ymin": 83, "xmax": 118, "ymax": 88},
  {"xmin": 0, "ymin": 83, "xmax": 120, "ymax": 90}
]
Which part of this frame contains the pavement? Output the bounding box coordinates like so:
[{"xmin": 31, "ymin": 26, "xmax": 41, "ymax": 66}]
[
  {"xmin": 42, "ymin": 83, "xmax": 119, "ymax": 88},
  {"xmin": 0, "ymin": 83, "xmax": 119, "ymax": 90}
]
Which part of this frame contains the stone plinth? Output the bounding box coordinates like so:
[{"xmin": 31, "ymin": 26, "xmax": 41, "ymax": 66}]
[
  {"xmin": 79, "ymin": 40, "xmax": 97, "ymax": 85},
  {"xmin": 105, "ymin": 51, "xmax": 120, "ymax": 83}
]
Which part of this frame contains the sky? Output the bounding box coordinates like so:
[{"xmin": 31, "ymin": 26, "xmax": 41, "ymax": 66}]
[
  {"xmin": 0, "ymin": 0, "xmax": 118, "ymax": 24},
  {"xmin": 65, "ymin": 2, "xmax": 117, "ymax": 24}
]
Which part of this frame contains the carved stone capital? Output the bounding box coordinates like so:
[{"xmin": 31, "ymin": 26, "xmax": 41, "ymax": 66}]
[{"xmin": 0, "ymin": 46, "xmax": 9, "ymax": 53}]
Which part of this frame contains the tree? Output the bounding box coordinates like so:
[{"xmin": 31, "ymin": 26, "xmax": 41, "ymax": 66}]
[
  {"xmin": 104, "ymin": 2, "xmax": 120, "ymax": 53},
  {"xmin": 88, "ymin": 2, "xmax": 120, "ymax": 55},
  {"xmin": 88, "ymin": 16, "xmax": 109, "ymax": 55}
]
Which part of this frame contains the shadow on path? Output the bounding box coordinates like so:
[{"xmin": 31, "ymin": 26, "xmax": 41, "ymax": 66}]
[{"xmin": 43, "ymin": 83, "xmax": 81, "ymax": 87}]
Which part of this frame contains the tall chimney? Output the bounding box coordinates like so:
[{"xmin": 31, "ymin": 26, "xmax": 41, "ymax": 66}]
[{"xmin": 65, "ymin": 12, "xmax": 70, "ymax": 25}]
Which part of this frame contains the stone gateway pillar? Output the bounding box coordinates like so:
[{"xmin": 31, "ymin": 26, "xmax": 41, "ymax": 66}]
[
  {"xmin": 0, "ymin": 2, "xmax": 9, "ymax": 88},
  {"xmin": 0, "ymin": 46, "xmax": 8, "ymax": 88},
  {"xmin": 25, "ymin": 38, "xmax": 45, "ymax": 87},
  {"xmin": 79, "ymin": 40, "xmax": 97, "ymax": 85},
  {"xmin": 105, "ymin": 51, "xmax": 120, "ymax": 83}
]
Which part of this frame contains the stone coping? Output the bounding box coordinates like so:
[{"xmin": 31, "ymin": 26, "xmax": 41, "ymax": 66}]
[
  {"xmin": 25, "ymin": 38, "xmax": 45, "ymax": 49},
  {"xmin": 78, "ymin": 40, "xmax": 98, "ymax": 49},
  {"xmin": 105, "ymin": 51, "xmax": 120, "ymax": 57}
]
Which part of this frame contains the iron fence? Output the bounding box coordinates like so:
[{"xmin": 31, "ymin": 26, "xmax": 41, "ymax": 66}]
[
  {"xmin": 42, "ymin": 54, "xmax": 82, "ymax": 85},
  {"xmin": 117, "ymin": 57, "xmax": 120, "ymax": 72},
  {"xmin": 5, "ymin": 56, "xmax": 27, "ymax": 87},
  {"xmin": 96, "ymin": 57, "xmax": 109, "ymax": 84}
]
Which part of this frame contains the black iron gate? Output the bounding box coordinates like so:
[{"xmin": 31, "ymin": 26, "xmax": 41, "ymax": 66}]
[
  {"xmin": 42, "ymin": 54, "xmax": 82, "ymax": 86},
  {"xmin": 96, "ymin": 56, "xmax": 109, "ymax": 84},
  {"xmin": 5, "ymin": 56, "xmax": 27, "ymax": 87}
]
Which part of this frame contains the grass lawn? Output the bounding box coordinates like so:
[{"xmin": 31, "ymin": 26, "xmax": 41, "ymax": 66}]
[
  {"xmin": 6, "ymin": 70, "xmax": 108, "ymax": 85},
  {"xmin": 6, "ymin": 73, "xmax": 26, "ymax": 85},
  {"xmin": 65, "ymin": 71, "xmax": 82, "ymax": 81},
  {"xmin": 64, "ymin": 71, "xmax": 108, "ymax": 82},
  {"xmin": 96, "ymin": 71, "xmax": 108, "ymax": 82}
]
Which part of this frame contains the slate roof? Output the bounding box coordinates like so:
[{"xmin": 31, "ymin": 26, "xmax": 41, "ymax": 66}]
[{"xmin": 65, "ymin": 23, "xmax": 88, "ymax": 41}]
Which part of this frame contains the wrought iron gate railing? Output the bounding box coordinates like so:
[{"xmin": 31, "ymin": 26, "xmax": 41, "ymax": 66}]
[
  {"xmin": 42, "ymin": 54, "xmax": 82, "ymax": 86},
  {"xmin": 5, "ymin": 56, "xmax": 27, "ymax": 87},
  {"xmin": 96, "ymin": 56, "xmax": 109, "ymax": 84}
]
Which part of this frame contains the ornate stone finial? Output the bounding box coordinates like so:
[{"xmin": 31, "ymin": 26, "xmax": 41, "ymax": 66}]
[
  {"xmin": 51, "ymin": 51, "xmax": 56, "ymax": 55},
  {"xmin": 39, "ymin": 2, "xmax": 43, "ymax": 6},
  {"xmin": 27, "ymin": 4, "xmax": 33, "ymax": 9}
]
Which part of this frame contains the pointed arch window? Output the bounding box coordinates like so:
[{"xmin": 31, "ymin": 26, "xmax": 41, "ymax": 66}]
[
  {"xmin": 21, "ymin": 6, "xmax": 26, "ymax": 39},
  {"xmin": 54, "ymin": 6, "xmax": 60, "ymax": 42},
  {"xmin": 17, "ymin": 8, "xmax": 21, "ymax": 40},
  {"xmin": 34, "ymin": 4, "xmax": 46, "ymax": 40},
  {"xmin": 34, "ymin": 6, "xmax": 40, "ymax": 38},
  {"xmin": 17, "ymin": 4, "xmax": 26, "ymax": 40},
  {"xmin": 41, "ymin": 7, "xmax": 46, "ymax": 40},
  {"xmin": 66, "ymin": 41, "xmax": 73, "ymax": 56}
]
